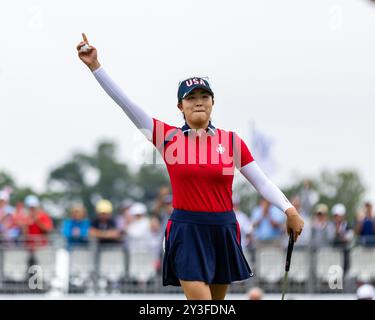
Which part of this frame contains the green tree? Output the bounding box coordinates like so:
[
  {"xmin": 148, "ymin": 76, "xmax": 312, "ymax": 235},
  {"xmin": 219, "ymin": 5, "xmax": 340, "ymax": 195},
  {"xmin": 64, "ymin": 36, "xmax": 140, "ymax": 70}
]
[
  {"xmin": 317, "ymin": 170, "xmax": 366, "ymax": 222},
  {"xmin": 134, "ymin": 163, "xmax": 170, "ymax": 202},
  {"xmin": 0, "ymin": 170, "xmax": 37, "ymax": 204},
  {"xmin": 0, "ymin": 171, "xmax": 15, "ymax": 190},
  {"xmin": 47, "ymin": 141, "xmax": 133, "ymax": 217},
  {"xmin": 90, "ymin": 142, "xmax": 133, "ymax": 203},
  {"xmin": 283, "ymin": 169, "xmax": 366, "ymax": 222}
]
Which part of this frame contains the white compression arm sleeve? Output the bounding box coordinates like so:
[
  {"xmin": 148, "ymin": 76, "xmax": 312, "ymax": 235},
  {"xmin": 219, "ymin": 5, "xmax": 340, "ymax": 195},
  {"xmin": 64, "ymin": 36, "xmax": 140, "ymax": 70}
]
[
  {"xmin": 92, "ymin": 67, "xmax": 153, "ymax": 141},
  {"xmin": 240, "ymin": 161, "xmax": 293, "ymax": 213}
]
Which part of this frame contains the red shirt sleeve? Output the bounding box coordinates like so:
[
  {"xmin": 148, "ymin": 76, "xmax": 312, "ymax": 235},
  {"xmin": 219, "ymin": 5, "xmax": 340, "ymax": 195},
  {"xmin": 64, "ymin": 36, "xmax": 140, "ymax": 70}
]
[{"xmin": 233, "ymin": 132, "xmax": 254, "ymax": 169}]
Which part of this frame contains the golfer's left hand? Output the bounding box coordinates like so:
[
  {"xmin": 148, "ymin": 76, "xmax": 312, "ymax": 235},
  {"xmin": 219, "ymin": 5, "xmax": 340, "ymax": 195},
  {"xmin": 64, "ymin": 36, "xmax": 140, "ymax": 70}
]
[{"xmin": 285, "ymin": 207, "xmax": 304, "ymax": 242}]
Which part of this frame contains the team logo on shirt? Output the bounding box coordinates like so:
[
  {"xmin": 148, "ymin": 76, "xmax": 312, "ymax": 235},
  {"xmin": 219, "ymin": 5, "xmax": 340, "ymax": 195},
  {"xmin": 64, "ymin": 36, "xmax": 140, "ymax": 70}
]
[{"xmin": 216, "ymin": 144, "xmax": 225, "ymax": 154}]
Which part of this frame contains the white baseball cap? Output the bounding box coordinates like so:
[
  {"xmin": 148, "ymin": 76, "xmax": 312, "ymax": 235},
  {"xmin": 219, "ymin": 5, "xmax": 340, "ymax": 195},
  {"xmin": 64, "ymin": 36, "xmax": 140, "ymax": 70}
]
[
  {"xmin": 25, "ymin": 195, "xmax": 40, "ymax": 208},
  {"xmin": 129, "ymin": 202, "xmax": 147, "ymax": 216},
  {"xmin": 357, "ymin": 284, "xmax": 375, "ymax": 300},
  {"xmin": 332, "ymin": 203, "xmax": 346, "ymax": 216}
]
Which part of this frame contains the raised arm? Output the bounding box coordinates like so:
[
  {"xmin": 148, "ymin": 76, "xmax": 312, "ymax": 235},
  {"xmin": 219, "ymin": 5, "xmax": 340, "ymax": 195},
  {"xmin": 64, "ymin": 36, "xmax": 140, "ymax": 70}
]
[
  {"xmin": 77, "ymin": 33, "xmax": 153, "ymax": 141},
  {"xmin": 240, "ymin": 161, "xmax": 304, "ymax": 241}
]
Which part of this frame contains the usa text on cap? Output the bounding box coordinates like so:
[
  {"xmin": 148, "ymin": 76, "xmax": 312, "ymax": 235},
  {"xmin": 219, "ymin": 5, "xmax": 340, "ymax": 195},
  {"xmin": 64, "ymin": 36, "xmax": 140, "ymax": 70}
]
[{"xmin": 177, "ymin": 77, "xmax": 214, "ymax": 101}]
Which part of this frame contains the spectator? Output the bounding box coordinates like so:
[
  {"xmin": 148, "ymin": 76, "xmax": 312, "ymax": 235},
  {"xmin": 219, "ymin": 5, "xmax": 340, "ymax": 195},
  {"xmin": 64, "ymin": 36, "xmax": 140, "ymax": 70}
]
[
  {"xmin": 90, "ymin": 199, "xmax": 120, "ymax": 245},
  {"xmin": 22, "ymin": 195, "xmax": 53, "ymax": 256},
  {"xmin": 8, "ymin": 202, "xmax": 29, "ymax": 243},
  {"xmin": 355, "ymin": 202, "xmax": 375, "ymax": 246},
  {"xmin": 116, "ymin": 198, "xmax": 134, "ymax": 250},
  {"xmin": 250, "ymin": 198, "xmax": 285, "ymax": 246},
  {"xmin": 311, "ymin": 203, "xmax": 334, "ymax": 249},
  {"xmin": 331, "ymin": 203, "xmax": 354, "ymax": 246},
  {"xmin": 126, "ymin": 202, "xmax": 162, "ymax": 272},
  {"xmin": 247, "ymin": 287, "xmax": 264, "ymax": 300},
  {"xmin": 0, "ymin": 190, "xmax": 10, "ymax": 215},
  {"xmin": 150, "ymin": 185, "xmax": 171, "ymax": 219},
  {"xmin": 0, "ymin": 191, "xmax": 13, "ymax": 241},
  {"xmin": 233, "ymin": 195, "xmax": 253, "ymax": 249},
  {"xmin": 356, "ymin": 284, "xmax": 375, "ymax": 300},
  {"xmin": 0, "ymin": 206, "xmax": 22, "ymax": 245},
  {"xmin": 61, "ymin": 204, "xmax": 90, "ymax": 249},
  {"xmin": 126, "ymin": 202, "xmax": 159, "ymax": 252},
  {"xmin": 331, "ymin": 203, "xmax": 353, "ymax": 274},
  {"xmin": 116, "ymin": 198, "xmax": 134, "ymax": 233}
]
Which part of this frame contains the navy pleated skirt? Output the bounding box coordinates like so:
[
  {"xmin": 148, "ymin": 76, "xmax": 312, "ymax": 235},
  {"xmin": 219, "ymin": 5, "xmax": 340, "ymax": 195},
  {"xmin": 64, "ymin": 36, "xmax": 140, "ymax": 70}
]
[{"xmin": 162, "ymin": 209, "xmax": 253, "ymax": 287}]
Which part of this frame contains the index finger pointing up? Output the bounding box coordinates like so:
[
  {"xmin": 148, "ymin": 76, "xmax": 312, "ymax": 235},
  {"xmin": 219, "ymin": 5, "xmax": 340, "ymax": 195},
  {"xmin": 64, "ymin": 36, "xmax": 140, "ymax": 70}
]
[{"xmin": 82, "ymin": 33, "xmax": 89, "ymax": 44}]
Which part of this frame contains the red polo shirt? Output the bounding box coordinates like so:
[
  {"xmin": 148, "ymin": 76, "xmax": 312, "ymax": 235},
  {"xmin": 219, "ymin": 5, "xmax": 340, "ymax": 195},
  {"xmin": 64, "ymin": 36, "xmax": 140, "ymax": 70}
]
[
  {"xmin": 152, "ymin": 118, "xmax": 254, "ymax": 212},
  {"xmin": 26, "ymin": 210, "xmax": 53, "ymax": 248}
]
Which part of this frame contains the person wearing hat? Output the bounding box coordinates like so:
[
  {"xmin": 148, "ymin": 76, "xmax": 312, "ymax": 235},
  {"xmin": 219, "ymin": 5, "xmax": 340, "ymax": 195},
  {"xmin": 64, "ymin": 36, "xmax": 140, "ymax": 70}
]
[
  {"xmin": 311, "ymin": 203, "xmax": 335, "ymax": 249},
  {"xmin": 125, "ymin": 202, "xmax": 158, "ymax": 250},
  {"xmin": 77, "ymin": 34, "xmax": 304, "ymax": 300},
  {"xmin": 125, "ymin": 202, "xmax": 162, "ymax": 277},
  {"xmin": 331, "ymin": 203, "xmax": 353, "ymax": 245},
  {"xmin": 90, "ymin": 199, "xmax": 120, "ymax": 245},
  {"xmin": 22, "ymin": 195, "xmax": 53, "ymax": 249},
  {"xmin": 126, "ymin": 202, "xmax": 149, "ymax": 233},
  {"xmin": 331, "ymin": 203, "xmax": 354, "ymax": 274}
]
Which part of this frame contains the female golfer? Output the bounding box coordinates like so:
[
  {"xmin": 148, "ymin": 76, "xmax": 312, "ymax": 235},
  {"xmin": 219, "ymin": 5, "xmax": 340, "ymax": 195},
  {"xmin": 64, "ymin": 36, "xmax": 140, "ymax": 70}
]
[{"xmin": 77, "ymin": 33, "xmax": 304, "ymax": 300}]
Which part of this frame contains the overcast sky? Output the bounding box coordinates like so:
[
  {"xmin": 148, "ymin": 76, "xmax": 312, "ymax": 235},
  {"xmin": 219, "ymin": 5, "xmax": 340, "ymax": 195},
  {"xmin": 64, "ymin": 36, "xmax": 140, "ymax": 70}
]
[{"xmin": 1, "ymin": 0, "xmax": 374, "ymax": 202}]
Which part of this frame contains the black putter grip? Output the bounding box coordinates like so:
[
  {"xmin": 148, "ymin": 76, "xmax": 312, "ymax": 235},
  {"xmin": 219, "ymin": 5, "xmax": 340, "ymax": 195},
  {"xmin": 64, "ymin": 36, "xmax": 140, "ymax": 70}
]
[{"xmin": 285, "ymin": 233, "xmax": 295, "ymax": 272}]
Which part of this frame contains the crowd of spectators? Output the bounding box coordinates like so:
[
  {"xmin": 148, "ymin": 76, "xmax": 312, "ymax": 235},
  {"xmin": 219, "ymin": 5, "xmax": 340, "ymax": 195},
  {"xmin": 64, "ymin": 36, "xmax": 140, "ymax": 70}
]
[{"xmin": 1, "ymin": 185, "xmax": 375, "ymax": 279}]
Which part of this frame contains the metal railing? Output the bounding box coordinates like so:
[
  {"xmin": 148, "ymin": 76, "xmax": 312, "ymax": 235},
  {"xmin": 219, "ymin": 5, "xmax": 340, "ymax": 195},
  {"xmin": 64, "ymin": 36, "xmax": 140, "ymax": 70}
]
[{"xmin": 0, "ymin": 235, "xmax": 374, "ymax": 295}]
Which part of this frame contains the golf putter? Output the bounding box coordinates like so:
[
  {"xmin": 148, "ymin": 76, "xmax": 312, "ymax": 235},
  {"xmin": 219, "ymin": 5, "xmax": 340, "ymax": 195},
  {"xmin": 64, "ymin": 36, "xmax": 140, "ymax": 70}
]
[{"xmin": 281, "ymin": 233, "xmax": 295, "ymax": 300}]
